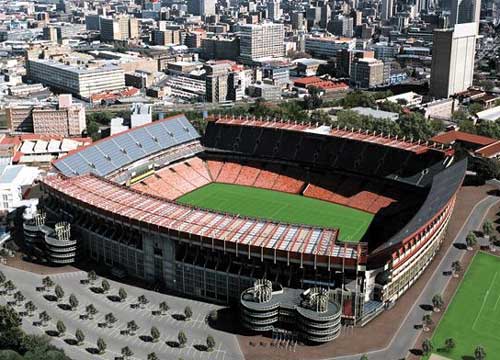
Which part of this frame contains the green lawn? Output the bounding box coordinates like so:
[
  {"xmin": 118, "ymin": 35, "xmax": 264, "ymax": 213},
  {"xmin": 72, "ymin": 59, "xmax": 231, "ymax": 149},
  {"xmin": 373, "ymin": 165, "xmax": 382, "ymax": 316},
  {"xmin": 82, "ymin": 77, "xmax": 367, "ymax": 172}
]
[
  {"xmin": 428, "ymin": 252, "xmax": 500, "ymax": 359},
  {"xmin": 176, "ymin": 183, "xmax": 374, "ymax": 242}
]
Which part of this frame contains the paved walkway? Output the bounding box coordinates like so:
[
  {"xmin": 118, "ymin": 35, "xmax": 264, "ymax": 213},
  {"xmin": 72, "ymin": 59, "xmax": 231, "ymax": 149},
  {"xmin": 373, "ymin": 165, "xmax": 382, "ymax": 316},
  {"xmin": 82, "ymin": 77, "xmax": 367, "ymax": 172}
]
[
  {"xmin": 330, "ymin": 195, "xmax": 500, "ymax": 360},
  {"xmin": 0, "ymin": 266, "xmax": 244, "ymax": 360}
]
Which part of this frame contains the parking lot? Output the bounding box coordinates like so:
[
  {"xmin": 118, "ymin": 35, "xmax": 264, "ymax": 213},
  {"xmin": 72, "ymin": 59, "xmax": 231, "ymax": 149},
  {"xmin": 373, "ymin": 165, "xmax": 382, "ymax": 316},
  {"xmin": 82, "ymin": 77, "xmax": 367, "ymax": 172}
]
[{"xmin": 0, "ymin": 265, "xmax": 244, "ymax": 360}]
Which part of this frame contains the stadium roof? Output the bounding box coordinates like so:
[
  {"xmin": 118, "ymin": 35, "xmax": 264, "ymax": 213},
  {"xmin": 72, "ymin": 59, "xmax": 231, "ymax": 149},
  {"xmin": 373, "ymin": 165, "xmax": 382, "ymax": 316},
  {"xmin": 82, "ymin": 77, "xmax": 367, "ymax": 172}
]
[
  {"xmin": 211, "ymin": 115, "xmax": 448, "ymax": 155},
  {"xmin": 41, "ymin": 174, "xmax": 360, "ymax": 260},
  {"xmin": 372, "ymin": 159, "xmax": 467, "ymax": 257},
  {"xmin": 53, "ymin": 115, "xmax": 199, "ymax": 177}
]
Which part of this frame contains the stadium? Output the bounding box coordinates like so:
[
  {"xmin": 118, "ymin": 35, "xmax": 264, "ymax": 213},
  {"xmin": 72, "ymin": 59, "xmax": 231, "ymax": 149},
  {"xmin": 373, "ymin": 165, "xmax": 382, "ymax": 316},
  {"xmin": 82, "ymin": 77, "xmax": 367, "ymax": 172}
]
[{"xmin": 31, "ymin": 113, "xmax": 466, "ymax": 340}]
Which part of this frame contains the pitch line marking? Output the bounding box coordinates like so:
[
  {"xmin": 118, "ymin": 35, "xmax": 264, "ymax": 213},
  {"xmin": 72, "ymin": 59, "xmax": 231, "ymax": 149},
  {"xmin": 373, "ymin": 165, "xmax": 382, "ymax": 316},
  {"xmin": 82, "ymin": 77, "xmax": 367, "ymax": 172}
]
[{"xmin": 473, "ymin": 271, "xmax": 498, "ymax": 331}]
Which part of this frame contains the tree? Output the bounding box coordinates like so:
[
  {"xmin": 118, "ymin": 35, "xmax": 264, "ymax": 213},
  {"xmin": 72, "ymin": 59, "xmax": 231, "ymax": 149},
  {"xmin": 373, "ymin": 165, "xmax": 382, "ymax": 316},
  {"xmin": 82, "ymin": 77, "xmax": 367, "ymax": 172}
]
[
  {"xmin": 184, "ymin": 306, "xmax": 193, "ymax": 321},
  {"xmin": 0, "ymin": 270, "xmax": 5, "ymax": 285},
  {"xmin": 85, "ymin": 304, "xmax": 98, "ymax": 319},
  {"xmin": 56, "ymin": 320, "xmax": 66, "ymax": 337},
  {"xmin": 422, "ymin": 314, "xmax": 433, "ymax": 331},
  {"xmin": 13, "ymin": 291, "xmax": 25, "ymax": 305},
  {"xmin": 360, "ymin": 355, "xmax": 369, "ymax": 360},
  {"xmin": 159, "ymin": 301, "xmax": 169, "ymax": 314},
  {"xmin": 97, "ymin": 337, "xmax": 106, "ymax": 354},
  {"xmin": 422, "ymin": 339, "xmax": 433, "ymax": 355},
  {"xmin": 24, "ymin": 301, "xmax": 36, "ymax": 316},
  {"xmin": 0, "ymin": 305, "xmax": 23, "ymax": 349},
  {"xmin": 208, "ymin": 309, "xmax": 218, "ymax": 323},
  {"xmin": 127, "ymin": 320, "xmax": 139, "ymax": 335},
  {"xmin": 87, "ymin": 271, "xmax": 97, "ymax": 284},
  {"xmin": 75, "ymin": 329, "xmax": 85, "ymax": 345},
  {"xmin": 483, "ymin": 220, "xmax": 494, "ymax": 238},
  {"xmin": 150, "ymin": 326, "xmax": 160, "ymax": 342},
  {"xmin": 118, "ymin": 287, "xmax": 127, "ymax": 302},
  {"xmin": 42, "ymin": 276, "xmax": 54, "ymax": 290},
  {"xmin": 303, "ymin": 87, "xmax": 323, "ymax": 110},
  {"xmin": 39, "ymin": 311, "xmax": 51, "ymax": 326},
  {"xmin": 121, "ymin": 346, "xmax": 133, "ymax": 359},
  {"xmin": 490, "ymin": 235, "xmax": 498, "ymax": 252},
  {"xmin": 466, "ymin": 231, "xmax": 478, "ymax": 249},
  {"xmin": 206, "ymin": 335, "xmax": 215, "ymax": 352},
  {"xmin": 105, "ymin": 313, "xmax": 117, "ymax": 327},
  {"xmin": 468, "ymin": 103, "xmax": 484, "ymax": 116},
  {"xmin": 445, "ymin": 337, "xmax": 456, "ymax": 351},
  {"xmin": 147, "ymin": 353, "xmax": 159, "ymax": 360},
  {"xmin": 101, "ymin": 279, "xmax": 110, "ymax": 293},
  {"xmin": 474, "ymin": 345, "xmax": 486, "ymax": 360},
  {"xmin": 452, "ymin": 260, "xmax": 462, "ymax": 276},
  {"xmin": 69, "ymin": 294, "xmax": 78, "ymax": 310},
  {"xmin": 178, "ymin": 331, "xmax": 187, "ymax": 348},
  {"xmin": 54, "ymin": 285, "xmax": 64, "ymax": 302},
  {"xmin": 4, "ymin": 280, "xmax": 16, "ymax": 294},
  {"xmin": 432, "ymin": 294, "xmax": 444, "ymax": 312},
  {"xmin": 138, "ymin": 295, "xmax": 149, "ymax": 308},
  {"xmin": 474, "ymin": 157, "xmax": 500, "ymax": 180}
]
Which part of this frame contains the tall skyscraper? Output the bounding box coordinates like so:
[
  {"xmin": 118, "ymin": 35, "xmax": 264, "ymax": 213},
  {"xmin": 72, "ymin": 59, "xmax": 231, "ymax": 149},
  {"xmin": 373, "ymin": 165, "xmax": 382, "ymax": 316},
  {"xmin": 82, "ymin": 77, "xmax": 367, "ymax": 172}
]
[
  {"xmin": 239, "ymin": 22, "xmax": 285, "ymax": 63},
  {"xmin": 205, "ymin": 62, "xmax": 230, "ymax": 103},
  {"xmin": 450, "ymin": 0, "xmax": 480, "ymax": 29},
  {"xmin": 267, "ymin": 0, "xmax": 281, "ymax": 20},
  {"xmin": 381, "ymin": 0, "xmax": 394, "ymax": 20},
  {"xmin": 430, "ymin": 22, "xmax": 476, "ymax": 98},
  {"xmin": 100, "ymin": 16, "xmax": 139, "ymax": 42},
  {"xmin": 188, "ymin": 0, "xmax": 216, "ymax": 16}
]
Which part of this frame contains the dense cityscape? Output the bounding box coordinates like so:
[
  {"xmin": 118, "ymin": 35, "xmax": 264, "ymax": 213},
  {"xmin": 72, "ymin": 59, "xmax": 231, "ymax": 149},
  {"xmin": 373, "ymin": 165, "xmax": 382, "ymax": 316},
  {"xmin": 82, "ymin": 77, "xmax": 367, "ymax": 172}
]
[{"xmin": 0, "ymin": 0, "xmax": 499, "ymax": 359}]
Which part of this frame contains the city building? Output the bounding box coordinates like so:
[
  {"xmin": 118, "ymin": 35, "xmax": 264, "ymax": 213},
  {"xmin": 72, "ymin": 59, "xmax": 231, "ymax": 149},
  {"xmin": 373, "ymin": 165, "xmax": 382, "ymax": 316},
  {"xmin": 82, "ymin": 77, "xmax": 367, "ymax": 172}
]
[
  {"xmin": 350, "ymin": 57, "xmax": 384, "ymax": 88},
  {"xmin": 0, "ymin": 165, "xmax": 40, "ymax": 212},
  {"xmin": 350, "ymin": 107, "xmax": 400, "ymax": 121},
  {"xmin": 100, "ymin": 16, "xmax": 139, "ymax": 42},
  {"xmin": 329, "ymin": 15, "xmax": 354, "ymax": 38},
  {"xmin": 26, "ymin": 59, "xmax": 125, "ymax": 100},
  {"xmin": 305, "ymin": 36, "xmax": 356, "ymax": 59},
  {"xmin": 202, "ymin": 36, "xmax": 240, "ymax": 60},
  {"xmin": 42, "ymin": 26, "xmax": 58, "ymax": 42},
  {"xmin": 152, "ymin": 30, "xmax": 181, "ymax": 45},
  {"xmin": 267, "ymin": 0, "xmax": 281, "ymax": 20},
  {"xmin": 247, "ymin": 82, "xmax": 281, "ymax": 100},
  {"xmin": 381, "ymin": 0, "xmax": 394, "ymax": 20},
  {"xmin": 383, "ymin": 92, "xmax": 424, "ymax": 107},
  {"xmin": 188, "ymin": 0, "xmax": 216, "ymax": 16},
  {"xmin": 450, "ymin": 0, "xmax": 481, "ymax": 29},
  {"xmin": 6, "ymin": 95, "xmax": 86, "ymax": 136},
  {"xmin": 130, "ymin": 103, "xmax": 153, "ymax": 128},
  {"xmin": 239, "ymin": 22, "xmax": 285, "ymax": 64},
  {"xmin": 430, "ymin": 22, "xmax": 476, "ymax": 98},
  {"xmin": 205, "ymin": 62, "xmax": 231, "ymax": 103}
]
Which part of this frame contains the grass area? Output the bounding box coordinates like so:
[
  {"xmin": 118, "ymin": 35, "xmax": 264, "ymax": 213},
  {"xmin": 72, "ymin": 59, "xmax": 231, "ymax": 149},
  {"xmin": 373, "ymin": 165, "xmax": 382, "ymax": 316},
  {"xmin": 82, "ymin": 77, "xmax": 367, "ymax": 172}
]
[
  {"xmin": 428, "ymin": 252, "xmax": 500, "ymax": 359},
  {"xmin": 176, "ymin": 183, "xmax": 374, "ymax": 242}
]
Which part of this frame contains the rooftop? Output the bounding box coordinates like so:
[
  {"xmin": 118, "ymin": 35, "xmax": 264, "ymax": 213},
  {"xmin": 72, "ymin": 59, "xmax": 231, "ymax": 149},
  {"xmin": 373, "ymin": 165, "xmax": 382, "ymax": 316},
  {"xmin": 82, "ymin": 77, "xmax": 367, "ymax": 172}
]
[{"xmin": 430, "ymin": 130, "xmax": 496, "ymax": 146}]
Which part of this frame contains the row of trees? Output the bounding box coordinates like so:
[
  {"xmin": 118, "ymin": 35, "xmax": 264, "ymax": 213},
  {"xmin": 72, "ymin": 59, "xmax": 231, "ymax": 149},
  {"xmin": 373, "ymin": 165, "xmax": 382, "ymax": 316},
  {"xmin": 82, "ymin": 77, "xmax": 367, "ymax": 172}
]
[{"xmin": 422, "ymin": 339, "xmax": 486, "ymax": 360}]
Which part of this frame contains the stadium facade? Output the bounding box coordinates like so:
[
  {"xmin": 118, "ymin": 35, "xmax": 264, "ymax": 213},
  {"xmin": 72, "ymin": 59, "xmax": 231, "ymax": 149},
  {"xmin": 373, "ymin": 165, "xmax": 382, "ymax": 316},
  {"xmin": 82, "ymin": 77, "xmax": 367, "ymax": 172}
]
[{"xmin": 32, "ymin": 114, "xmax": 465, "ymax": 334}]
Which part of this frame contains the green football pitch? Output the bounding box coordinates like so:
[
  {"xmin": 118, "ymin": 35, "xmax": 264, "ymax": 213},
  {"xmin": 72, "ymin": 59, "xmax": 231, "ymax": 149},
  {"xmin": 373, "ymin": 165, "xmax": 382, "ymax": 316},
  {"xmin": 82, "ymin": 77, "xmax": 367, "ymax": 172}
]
[
  {"xmin": 428, "ymin": 252, "xmax": 500, "ymax": 359},
  {"xmin": 176, "ymin": 183, "xmax": 374, "ymax": 242}
]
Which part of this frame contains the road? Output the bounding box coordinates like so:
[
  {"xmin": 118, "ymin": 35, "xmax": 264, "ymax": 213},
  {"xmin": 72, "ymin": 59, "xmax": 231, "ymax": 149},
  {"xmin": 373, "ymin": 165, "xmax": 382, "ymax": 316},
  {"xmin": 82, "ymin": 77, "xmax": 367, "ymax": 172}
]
[
  {"xmin": 331, "ymin": 194, "xmax": 500, "ymax": 360},
  {"xmin": 0, "ymin": 266, "xmax": 244, "ymax": 360}
]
